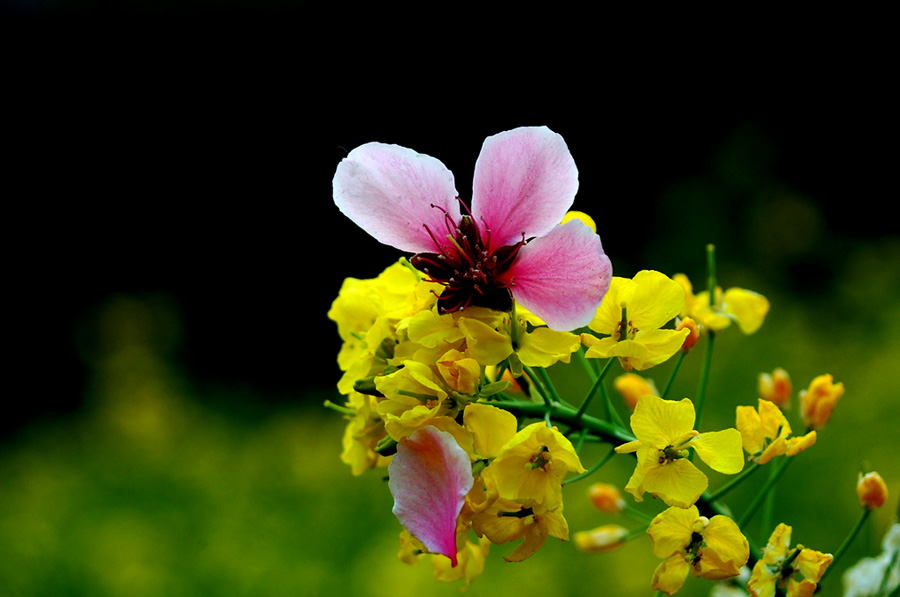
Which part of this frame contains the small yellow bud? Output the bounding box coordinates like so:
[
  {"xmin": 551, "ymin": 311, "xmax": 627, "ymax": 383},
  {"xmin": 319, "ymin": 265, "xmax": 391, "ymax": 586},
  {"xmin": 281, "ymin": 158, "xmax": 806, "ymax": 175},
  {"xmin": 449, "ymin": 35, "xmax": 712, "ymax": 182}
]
[
  {"xmin": 800, "ymin": 374, "xmax": 844, "ymax": 430},
  {"xmin": 613, "ymin": 373, "xmax": 658, "ymax": 411},
  {"xmin": 573, "ymin": 525, "xmax": 629, "ymax": 553},
  {"xmin": 857, "ymin": 471, "xmax": 888, "ymax": 509},
  {"xmin": 677, "ymin": 317, "xmax": 700, "ymax": 353},
  {"xmin": 758, "ymin": 367, "xmax": 792, "ymax": 410},
  {"xmin": 588, "ymin": 483, "xmax": 626, "ymax": 513}
]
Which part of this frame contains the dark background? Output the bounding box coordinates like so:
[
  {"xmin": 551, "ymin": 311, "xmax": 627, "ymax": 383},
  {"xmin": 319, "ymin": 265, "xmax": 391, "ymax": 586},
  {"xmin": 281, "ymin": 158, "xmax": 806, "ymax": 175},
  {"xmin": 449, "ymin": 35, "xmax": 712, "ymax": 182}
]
[{"xmin": 6, "ymin": 7, "xmax": 894, "ymax": 438}]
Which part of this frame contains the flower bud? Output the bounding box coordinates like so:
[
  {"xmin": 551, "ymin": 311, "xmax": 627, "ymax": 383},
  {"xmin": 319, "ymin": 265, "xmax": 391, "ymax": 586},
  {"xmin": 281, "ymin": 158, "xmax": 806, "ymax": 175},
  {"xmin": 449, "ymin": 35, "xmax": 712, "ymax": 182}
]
[
  {"xmin": 758, "ymin": 367, "xmax": 792, "ymax": 410},
  {"xmin": 677, "ymin": 317, "xmax": 701, "ymax": 353},
  {"xmin": 588, "ymin": 483, "xmax": 626, "ymax": 513},
  {"xmin": 613, "ymin": 373, "xmax": 658, "ymax": 411},
  {"xmin": 857, "ymin": 471, "xmax": 888, "ymax": 509},
  {"xmin": 800, "ymin": 374, "xmax": 844, "ymax": 430},
  {"xmin": 573, "ymin": 525, "xmax": 629, "ymax": 553}
]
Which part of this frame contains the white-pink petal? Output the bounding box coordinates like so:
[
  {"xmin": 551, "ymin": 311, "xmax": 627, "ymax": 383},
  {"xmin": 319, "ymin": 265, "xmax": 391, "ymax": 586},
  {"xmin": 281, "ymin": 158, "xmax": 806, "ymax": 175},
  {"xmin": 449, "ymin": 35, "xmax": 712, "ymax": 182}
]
[
  {"xmin": 509, "ymin": 219, "xmax": 612, "ymax": 331},
  {"xmin": 388, "ymin": 425, "xmax": 474, "ymax": 567},
  {"xmin": 333, "ymin": 142, "xmax": 460, "ymax": 254},
  {"xmin": 471, "ymin": 126, "xmax": 579, "ymax": 250}
]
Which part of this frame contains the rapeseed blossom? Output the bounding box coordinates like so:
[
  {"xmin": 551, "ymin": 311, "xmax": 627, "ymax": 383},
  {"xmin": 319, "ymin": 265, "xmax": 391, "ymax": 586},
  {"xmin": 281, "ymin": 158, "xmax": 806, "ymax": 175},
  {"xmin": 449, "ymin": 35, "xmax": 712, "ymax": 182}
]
[
  {"xmin": 748, "ymin": 523, "xmax": 833, "ymax": 597},
  {"xmin": 674, "ymin": 273, "xmax": 769, "ymax": 334},
  {"xmin": 736, "ymin": 399, "xmax": 816, "ymax": 465},
  {"xmin": 582, "ymin": 270, "xmax": 689, "ymax": 371},
  {"xmin": 333, "ymin": 126, "xmax": 612, "ymax": 331},
  {"xmin": 800, "ymin": 374, "xmax": 844, "ymax": 430},
  {"xmin": 615, "ymin": 394, "xmax": 744, "ymax": 507},
  {"xmin": 648, "ymin": 505, "xmax": 749, "ymax": 594}
]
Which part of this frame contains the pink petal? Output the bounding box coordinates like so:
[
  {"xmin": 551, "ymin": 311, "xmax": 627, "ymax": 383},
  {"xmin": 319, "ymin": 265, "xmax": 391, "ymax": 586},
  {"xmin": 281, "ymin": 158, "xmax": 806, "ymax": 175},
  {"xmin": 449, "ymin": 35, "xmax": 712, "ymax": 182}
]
[
  {"xmin": 471, "ymin": 127, "xmax": 578, "ymax": 249},
  {"xmin": 509, "ymin": 219, "xmax": 612, "ymax": 331},
  {"xmin": 333, "ymin": 142, "xmax": 460, "ymax": 253},
  {"xmin": 389, "ymin": 426, "xmax": 474, "ymax": 566}
]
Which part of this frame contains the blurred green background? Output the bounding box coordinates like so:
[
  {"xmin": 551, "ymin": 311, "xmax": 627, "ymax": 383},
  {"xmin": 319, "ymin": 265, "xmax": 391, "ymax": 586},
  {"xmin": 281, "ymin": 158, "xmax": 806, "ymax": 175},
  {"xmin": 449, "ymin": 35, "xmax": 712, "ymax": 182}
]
[{"xmin": 5, "ymin": 13, "xmax": 897, "ymax": 597}]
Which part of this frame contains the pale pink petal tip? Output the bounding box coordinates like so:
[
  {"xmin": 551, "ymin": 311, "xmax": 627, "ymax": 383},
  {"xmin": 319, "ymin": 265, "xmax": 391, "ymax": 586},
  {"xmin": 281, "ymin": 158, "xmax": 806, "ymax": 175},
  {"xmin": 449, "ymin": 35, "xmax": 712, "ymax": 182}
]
[
  {"xmin": 388, "ymin": 426, "xmax": 474, "ymax": 566},
  {"xmin": 510, "ymin": 218, "xmax": 612, "ymax": 331},
  {"xmin": 332, "ymin": 142, "xmax": 459, "ymax": 254}
]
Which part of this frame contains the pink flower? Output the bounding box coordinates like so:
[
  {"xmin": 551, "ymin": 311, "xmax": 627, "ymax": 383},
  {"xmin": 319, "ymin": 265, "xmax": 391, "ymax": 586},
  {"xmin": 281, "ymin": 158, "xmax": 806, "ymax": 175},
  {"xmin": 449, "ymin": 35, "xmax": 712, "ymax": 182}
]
[{"xmin": 333, "ymin": 126, "xmax": 612, "ymax": 331}]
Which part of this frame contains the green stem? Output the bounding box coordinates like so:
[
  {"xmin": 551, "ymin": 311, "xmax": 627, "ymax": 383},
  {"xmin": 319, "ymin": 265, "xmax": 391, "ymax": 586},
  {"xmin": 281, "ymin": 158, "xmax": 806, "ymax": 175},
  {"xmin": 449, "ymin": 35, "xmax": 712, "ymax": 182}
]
[
  {"xmin": 738, "ymin": 456, "xmax": 793, "ymax": 528},
  {"xmin": 322, "ymin": 399, "xmax": 355, "ymax": 416},
  {"xmin": 564, "ymin": 446, "xmax": 616, "ymax": 485},
  {"xmin": 534, "ymin": 366, "xmax": 562, "ymax": 406},
  {"xmin": 694, "ymin": 330, "xmax": 715, "ymax": 424},
  {"xmin": 707, "ymin": 461, "xmax": 760, "ymax": 502},
  {"xmin": 496, "ymin": 400, "xmax": 635, "ymax": 446},
  {"xmin": 695, "ymin": 243, "xmax": 718, "ymax": 424},
  {"xmin": 522, "ymin": 366, "xmax": 551, "ymax": 406},
  {"xmin": 575, "ymin": 345, "xmax": 598, "ymax": 383},
  {"xmin": 624, "ymin": 505, "xmax": 654, "ymax": 524},
  {"xmin": 661, "ymin": 351, "xmax": 685, "ymax": 399},
  {"xmin": 821, "ymin": 508, "xmax": 872, "ymax": 585},
  {"xmin": 576, "ymin": 359, "xmax": 614, "ymax": 422}
]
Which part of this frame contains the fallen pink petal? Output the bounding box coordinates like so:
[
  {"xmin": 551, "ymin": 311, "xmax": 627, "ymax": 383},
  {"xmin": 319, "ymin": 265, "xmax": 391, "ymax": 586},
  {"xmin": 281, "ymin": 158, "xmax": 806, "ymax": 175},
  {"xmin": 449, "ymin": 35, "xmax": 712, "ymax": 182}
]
[{"xmin": 388, "ymin": 426, "xmax": 474, "ymax": 567}]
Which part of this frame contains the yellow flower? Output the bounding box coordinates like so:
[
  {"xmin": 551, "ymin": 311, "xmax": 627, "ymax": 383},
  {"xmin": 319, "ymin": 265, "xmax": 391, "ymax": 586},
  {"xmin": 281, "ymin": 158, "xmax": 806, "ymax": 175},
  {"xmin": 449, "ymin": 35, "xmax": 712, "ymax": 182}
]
[
  {"xmin": 736, "ymin": 399, "xmax": 816, "ymax": 465},
  {"xmin": 489, "ymin": 422, "xmax": 586, "ymax": 510},
  {"xmin": 431, "ymin": 535, "xmax": 491, "ymax": 592},
  {"xmin": 587, "ymin": 482, "xmax": 626, "ymax": 514},
  {"xmin": 748, "ymin": 523, "xmax": 833, "ymax": 597},
  {"xmin": 615, "ymin": 395, "xmax": 744, "ymax": 508},
  {"xmin": 582, "ymin": 270, "xmax": 690, "ymax": 371},
  {"xmin": 800, "ymin": 374, "xmax": 844, "ymax": 430},
  {"xmin": 857, "ymin": 471, "xmax": 889, "ymax": 509},
  {"xmin": 613, "ymin": 372, "xmax": 659, "ymax": 411},
  {"xmin": 648, "ymin": 505, "xmax": 749, "ymax": 595},
  {"xmin": 435, "ymin": 349, "xmax": 481, "ymax": 396},
  {"xmin": 470, "ymin": 496, "xmax": 569, "ymax": 562},
  {"xmin": 339, "ymin": 392, "xmax": 390, "ymax": 475},
  {"xmin": 758, "ymin": 367, "xmax": 792, "ymax": 410},
  {"xmin": 574, "ymin": 524, "xmax": 629, "ymax": 553},
  {"xmin": 674, "ymin": 273, "xmax": 769, "ymax": 334}
]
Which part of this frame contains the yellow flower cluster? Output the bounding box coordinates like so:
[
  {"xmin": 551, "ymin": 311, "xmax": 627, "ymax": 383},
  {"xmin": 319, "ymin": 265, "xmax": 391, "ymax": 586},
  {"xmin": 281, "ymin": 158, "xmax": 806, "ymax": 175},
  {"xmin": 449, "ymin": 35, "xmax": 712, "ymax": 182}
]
[
  {"xmin": 329, "ymin": 250, "xmax": 866, "ymax": 597},
  {"xmin": 328, "ymin": 259, "xmax": 591, "ymax": 584}
]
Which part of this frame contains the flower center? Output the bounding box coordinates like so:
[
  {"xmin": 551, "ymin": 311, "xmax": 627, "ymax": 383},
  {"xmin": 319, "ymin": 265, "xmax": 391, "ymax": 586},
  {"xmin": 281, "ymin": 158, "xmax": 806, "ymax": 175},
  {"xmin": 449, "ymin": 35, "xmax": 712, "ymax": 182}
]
[
  {"xmin": 410, "ymin": 204, "xmax": 525, "ymax": 314},
  {"xmin": 527, "ymin": 446, "xmax": 552, "ymax": 470}
]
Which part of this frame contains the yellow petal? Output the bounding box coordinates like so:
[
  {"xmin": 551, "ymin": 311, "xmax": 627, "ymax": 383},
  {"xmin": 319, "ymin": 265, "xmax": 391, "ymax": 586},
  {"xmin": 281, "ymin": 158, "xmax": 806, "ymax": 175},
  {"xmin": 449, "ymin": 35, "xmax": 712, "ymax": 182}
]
[
  {"xmin": 587, "ymin": 277, "xmax": 629, "ymax": 336},
  {"xmin": 458, "ymin": 316, "xmax": 514, "ymax": 366},
  {"xmin": 722, "ymin": 287, "xmax": 769, "ymax": 334},
  {"xmin": 691, "ymin": 428, "xmax": 745, "ymax": 474},
  {"xmin": 463, "ymin": 402, "xmax": 518, "ymax": 459},
  {"xmin": 516, "ymin": 327, "xmax": 581, "ymax": 367},
  {"xmin": 701, "ymin": 515, "xmax": 749, "ymax": 574},
  {"xmin": 628, "ymin": 270, "xmax": 686, "ymax": 331},
  {"xmin": 631, "ymin": 395, "xmax": 696, "ymax": 448},
  {"xmin": 652, "ymin": 553, "xmax": 691, "ymax": 595},
  {"xmin": 648, "ymin": 505, "xmax": 698, "ymax": 558},
  {"xmin": 642, "ymin": 457, "xmax": 708, "ymax": 508},
  {"xmin": 736, "ymin": 404, "xmax": 766, "ymax": 455}
]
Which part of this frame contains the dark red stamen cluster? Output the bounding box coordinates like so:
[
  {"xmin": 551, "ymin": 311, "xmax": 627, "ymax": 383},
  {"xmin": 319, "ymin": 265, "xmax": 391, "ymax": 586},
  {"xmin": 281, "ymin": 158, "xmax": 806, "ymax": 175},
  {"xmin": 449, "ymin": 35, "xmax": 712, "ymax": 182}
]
[{"xmin": 410, "ymin": 201, "xmax": 525, "ymax": 314}]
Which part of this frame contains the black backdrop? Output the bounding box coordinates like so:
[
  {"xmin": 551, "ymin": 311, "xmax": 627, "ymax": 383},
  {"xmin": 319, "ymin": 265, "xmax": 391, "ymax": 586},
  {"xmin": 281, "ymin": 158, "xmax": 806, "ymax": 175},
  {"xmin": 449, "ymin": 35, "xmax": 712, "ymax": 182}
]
[{"xmin": 6, "ymin": 8, "xmax": 893, "ymax": 437}]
